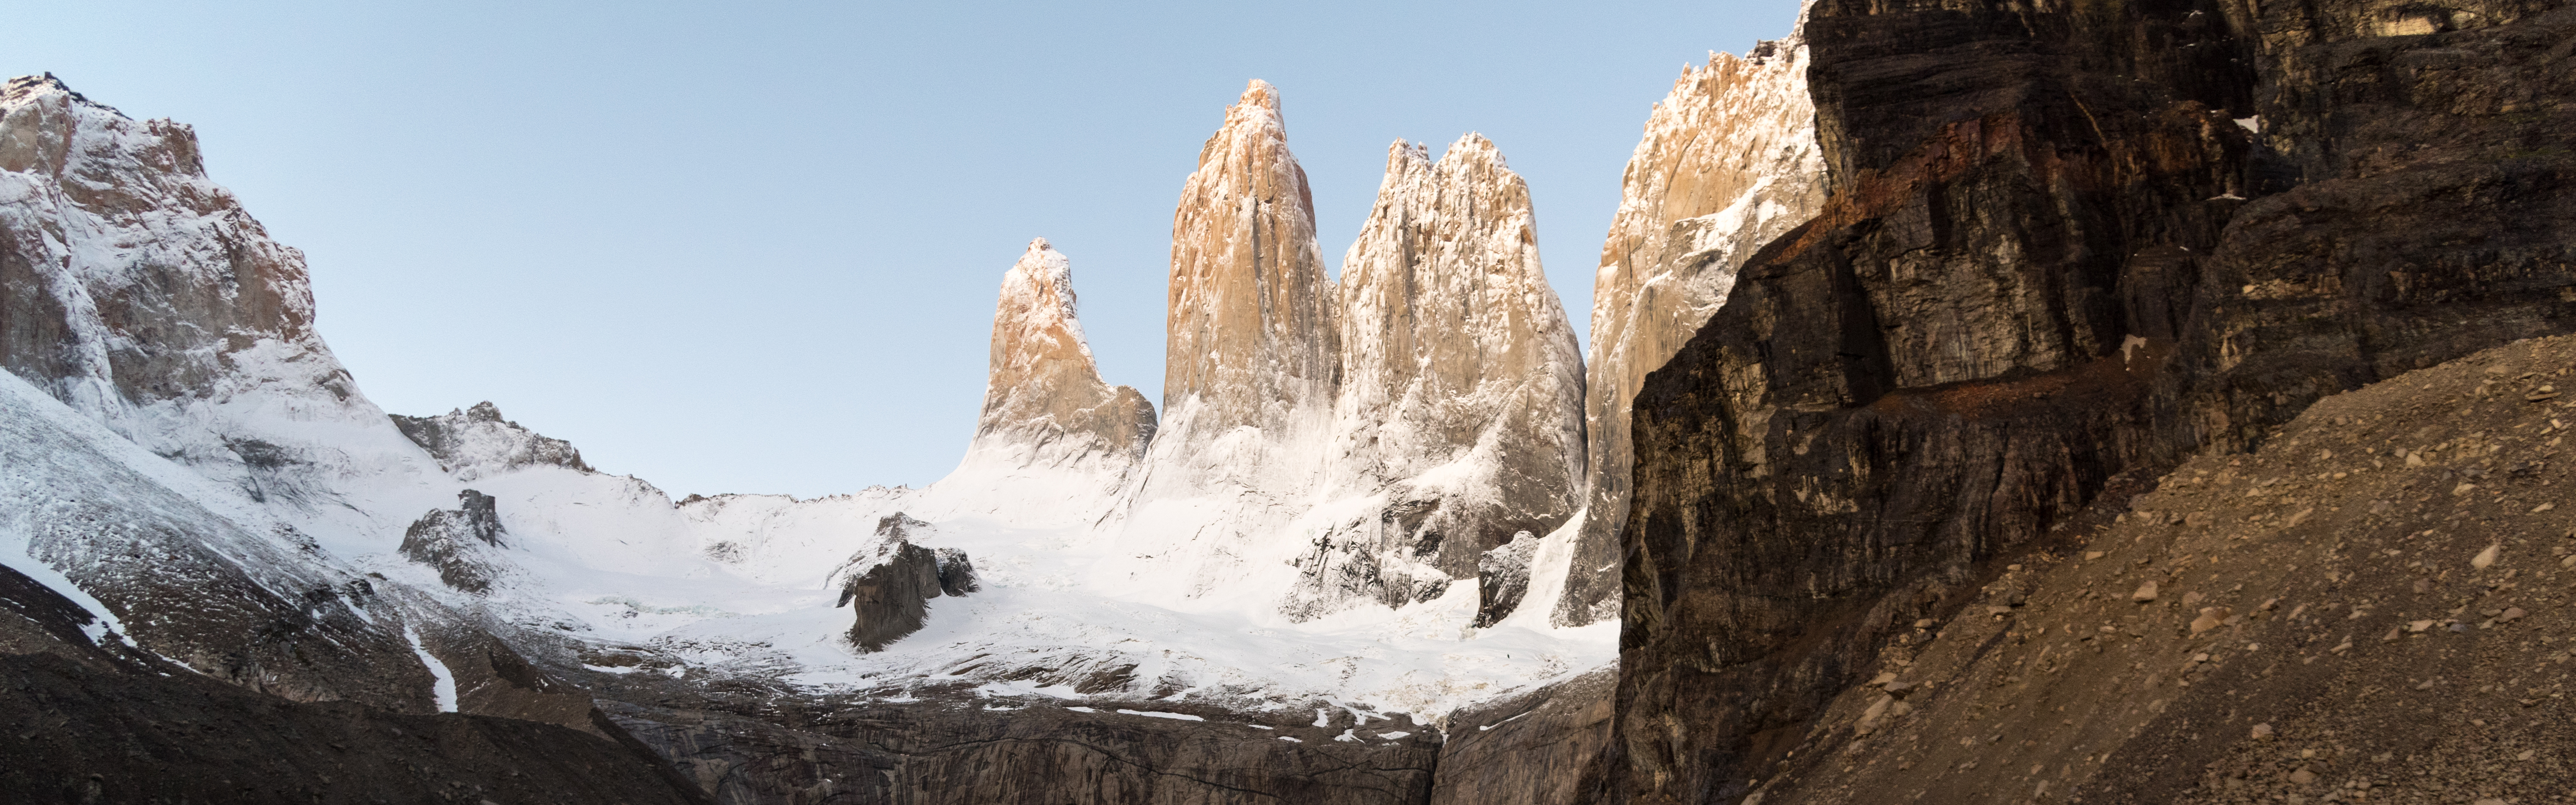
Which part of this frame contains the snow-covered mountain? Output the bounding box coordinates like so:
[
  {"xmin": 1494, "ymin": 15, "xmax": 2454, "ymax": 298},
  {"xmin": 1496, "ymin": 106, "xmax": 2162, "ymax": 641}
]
[{"xmin": 0, "ymin": 40, "xmax": 1828, "ymax": 796}]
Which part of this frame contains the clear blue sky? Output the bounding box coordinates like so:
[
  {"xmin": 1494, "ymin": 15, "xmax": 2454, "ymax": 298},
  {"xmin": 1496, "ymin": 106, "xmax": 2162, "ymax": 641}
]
[{"xmin": 13, "ymin": 1, "xmax": 1799, "ymax": 498}]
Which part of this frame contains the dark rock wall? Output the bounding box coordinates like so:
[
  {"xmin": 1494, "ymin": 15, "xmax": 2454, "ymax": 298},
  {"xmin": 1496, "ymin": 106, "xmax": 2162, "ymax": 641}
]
[
  {"xmin": 600, "ymin": 691, "xmax": 1440, "ymax": 805},
  {"xmin": 1614, "ymin": 0, "xmax": 2576, "ymax": 802},
  {"xmin": 1430, "ymin": 670, "xmax": 1616, "ymax": 805}
]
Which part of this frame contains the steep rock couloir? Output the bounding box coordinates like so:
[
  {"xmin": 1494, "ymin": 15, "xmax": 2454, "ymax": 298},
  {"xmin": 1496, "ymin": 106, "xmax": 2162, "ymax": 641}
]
[{"xmin": 1614, "ymin": 0, "xmax": 2576, "ymax": 801}]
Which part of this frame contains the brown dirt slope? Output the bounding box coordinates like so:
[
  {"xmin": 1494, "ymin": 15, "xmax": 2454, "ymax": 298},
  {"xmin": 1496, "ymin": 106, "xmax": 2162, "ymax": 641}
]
[{"xmin": 1752, "ymin": 335, "xmax": 2576, "ymax": 805}]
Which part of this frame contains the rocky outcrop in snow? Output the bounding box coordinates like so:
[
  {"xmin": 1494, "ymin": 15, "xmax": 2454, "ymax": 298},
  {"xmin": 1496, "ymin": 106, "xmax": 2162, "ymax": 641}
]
[
  {"xmin": 1289, "ymin": 135, "xmax": 1585, "ymax": 621},
  {"xmin": 829, "ymin": 513, "xmax": 972, "ymax": 652},
  {"xmin": 1554, "ymin": 35, "xmax": 1826, "ymax": 626},
  {"xmin": 392, "ymin": 402, "xmax": 593, "ymax": 481},
  {"xmin": 399, "ymin": 489, "xmax": 508, "ymax": 594}
]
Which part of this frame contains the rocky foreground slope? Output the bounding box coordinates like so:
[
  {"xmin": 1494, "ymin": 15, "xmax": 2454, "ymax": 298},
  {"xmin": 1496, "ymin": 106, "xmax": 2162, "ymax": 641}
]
[{"xmin": 1751, "ymin": 335, "xmax": 2576, "ymax": 805}]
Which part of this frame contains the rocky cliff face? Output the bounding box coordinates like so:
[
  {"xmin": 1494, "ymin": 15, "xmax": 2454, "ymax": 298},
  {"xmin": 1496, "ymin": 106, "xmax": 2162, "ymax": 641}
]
[
  {"xmin": 1555, "ymin": 36, "xmax": 1828, "ymax": 626},
  {"xmin": 1614, "ymin": 0, "xmax": 2576, "ymax": 800},
  {"xmin": 1144, "ymin": 80, "xmax": 1340, "ymax": 506},
  {"xmin": 1291, "ymin": 135, "xmax": 1586, "ymax": 620},
  {"xmin": 954, "ymin": 239, "xmax": 1156, "ymax": 492}
]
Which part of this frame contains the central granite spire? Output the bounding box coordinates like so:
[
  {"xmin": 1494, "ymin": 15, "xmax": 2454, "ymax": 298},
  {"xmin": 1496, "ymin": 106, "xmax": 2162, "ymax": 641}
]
[{"xmin": 1159, "ymin": 80, "xmax": 1340, "ymax": 445}]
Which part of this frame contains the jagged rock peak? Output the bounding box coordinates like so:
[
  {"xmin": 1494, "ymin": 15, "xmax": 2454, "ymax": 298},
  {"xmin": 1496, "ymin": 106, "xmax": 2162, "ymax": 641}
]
[
  {"xmin": 1555, "ymin": 26, "xmax": 1827, "ymax": 626},
  {"xmin": 391, "ymin": 402, "xmax": 593, "ymax": 482},
  {"xmin": 2, "ymin": 73, "xmax": 116, "ymax": 115},
  {"xmin": 962, "ymin": 238, "xmax": 1154, "ymax": 474},
  {"xmin": 1293, "ymin": 132, "xmax": 1585, "ymax": 620},
  {"xmin": 1161, "ymin": 78, "xmax": 1335, "ymax": 433}
]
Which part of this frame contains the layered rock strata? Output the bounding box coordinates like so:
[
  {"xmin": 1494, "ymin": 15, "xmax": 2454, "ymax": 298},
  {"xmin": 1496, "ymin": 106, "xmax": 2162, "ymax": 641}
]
[
  {"xmin": 956, "ymin": 239, "xmax": 1156, "ymax": 484},
  {"xmin": 1555, "ymin": 35, "xmax": 1827, "ymax": 626},
  {"xmin": 1615, "ymin": 0, "xmax": 2576, "ymax": 801},
  {"xmin": 1294, "ymin": 135, "xmax": 1586, "ymax": 620}
]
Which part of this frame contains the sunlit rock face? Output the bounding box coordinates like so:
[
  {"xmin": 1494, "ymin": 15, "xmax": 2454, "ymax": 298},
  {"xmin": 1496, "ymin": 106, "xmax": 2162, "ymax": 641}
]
[
  {"xmin": 957, "ymin": 238, "xmax": 1155, "ymax": 484},
  {"xmin": 1553, "ymin": 33, "xmax": 1827, "ymax": 626},
  {"xmin": 1291, "ymin": 134, "xmax": 1586, "ymax": 621},
  {"xmin": 1146, "ymin": 79, "xmax": 1341, "ymax": 502},
  {"xmin": 1112, "ymin": 80, "xmax": 1345, "ymax": 606}
]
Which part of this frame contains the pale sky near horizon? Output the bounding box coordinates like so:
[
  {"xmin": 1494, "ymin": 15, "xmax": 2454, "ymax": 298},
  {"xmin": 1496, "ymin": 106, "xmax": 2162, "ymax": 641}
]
[{"xmin": 12, "ymin": 1, "xmax": 1801, "ymax": 498}]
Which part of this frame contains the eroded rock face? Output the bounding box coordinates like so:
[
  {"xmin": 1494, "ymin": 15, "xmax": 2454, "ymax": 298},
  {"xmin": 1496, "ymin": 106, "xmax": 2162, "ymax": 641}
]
[
  {"xmin": 1613, "ymin": 0, "xmax": 2576, "ymax": 800},
  {"xmin": 958, "ymin": 239, "xmax": 1156, "ymax": 486},
  {"xmin": 392, "ymin": 402, "xmax": 593, "ymax": 481},
  {"xmin": 1555, "ymin": 34, "xmax": 1827, "ymax": 626},
  {"xmin": 1145, "ymin": 80, "xmax": 1340, "ymax": 502},
  {"xmin": 400, "ymin": 489, "xmax": 509, "ymax": 594},
  {"xmin": 1291, "ymin": 135, "xmax": 1586, "ymax": 620}
]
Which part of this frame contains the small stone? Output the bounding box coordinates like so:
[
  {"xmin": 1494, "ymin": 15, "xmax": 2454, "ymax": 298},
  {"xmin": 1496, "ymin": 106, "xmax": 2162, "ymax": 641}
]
[
  {"xmin": 1913, "ymin": 618, "xmax": 1935, "ymax": 629},
  {"xmin": 2191, "ymin": 607, "xmax": 2233, "ymax": 635},
  {"xmin": 2133, "ymin": 581, "xmax": 2159, "ymax": 602},
  {"xmin": 2519, "ymin": 750, "xmax": 2537, "ymax": 761},
  {"xmin": 1986, "ymin": 605, "xmax": 2013, "ymax": 616},
  {"xmin": 2406, "ymin": 453, "xmax": 2427, "ymax": 468},
  {"xmin": 2371, "ymin": 752, "xmax": 2393, "ymax": 763},
  {"xmin": 1870, "ymin": 671, "xmax": 1899, "ymax": 686},
  {"xmin": 2007, "ymin": 564, "xmax": 2023, "ymax": 572},
  {"xmin": 2260, "ymin": 598, "xmax": 2279, "ymax": 611},
  {"xmin": 2289, "ymin": 767, "xmax": 2317, "ymax": 785},
  {"xmin": 2183, "ymin": 591, "xmax": 2206, "ymax": 606},
  {"xmin": 2499, "ymin": 607, "xmax": 2526, "ymax": 623},
  {"xmin": 2086, "ymin": 551, "xmax": 2106, "ymax": 561},
  {"xmin": 2474, "ymin": 799, "xmax": 2507, "ymax": 805},
  {"xmin": 2536, "ymin": 502, "xmax": 2558, "ymax": 513},
  {"xmin": 2454, "ymin": 483, "xmax": 2480, "ymax": 496},
  {"xmin": 2251, "ymin": 723, "xmax": 2275, "ymax": 740},
  {"xmin": 2472, "ymin": 544, "xmax": 2501, "ymax": 569},
  {"xmin": 2408, "ymin": 620, "xmax": 2436, "ymax": 633},
  {"xmin": 1884, "ymin": 681, "xmax": 1917, "ymax": 698}
]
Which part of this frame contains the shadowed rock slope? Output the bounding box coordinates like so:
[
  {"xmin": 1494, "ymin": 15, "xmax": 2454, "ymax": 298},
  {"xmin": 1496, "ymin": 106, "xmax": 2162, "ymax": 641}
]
[
  {"xmin": 1615, "ymin": 0, "xmax": 2576, "ymax": 800},
  {"xmin": 1733, "ymin": 336, "xmax": 2576, "ymax": 805}
]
